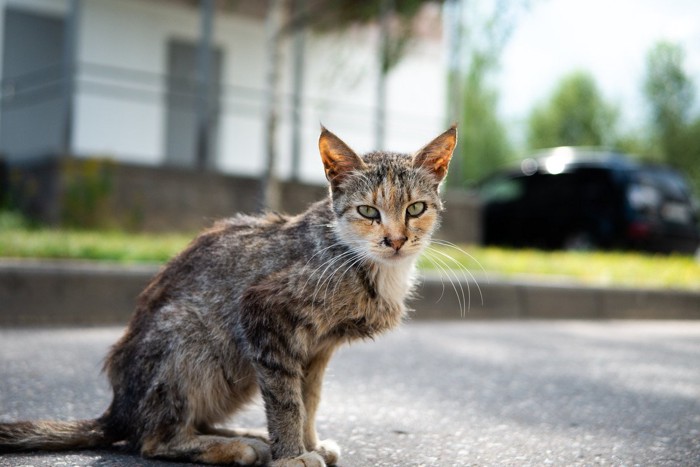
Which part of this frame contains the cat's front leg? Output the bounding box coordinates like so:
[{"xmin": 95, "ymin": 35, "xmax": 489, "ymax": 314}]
[
  {"xmin": 257, "ymin": 364, "xmax": 305, "ymax": 459},
  {"xmin": 256, "ymin": 364, "xmax": 326, "ymax": 467},
  {"xmin": 303, "ymin": 348, "xmax": 340, "ymax": 466},
  {"xmin": 240, "ymin": 287, "xmax": 329, "ymax": 466}
]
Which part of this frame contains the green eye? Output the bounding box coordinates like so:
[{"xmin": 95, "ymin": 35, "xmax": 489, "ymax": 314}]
[
  {"xmin": 407, "ymin": 201, "xmax": 426, "ymax": 217},
  {"xmin": 357, "ymin": 205, "xmax": 380, "ymax": 220}
]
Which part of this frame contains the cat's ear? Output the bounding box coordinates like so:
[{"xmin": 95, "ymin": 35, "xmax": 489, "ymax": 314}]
[
  {"xmin": 412, "ymin": 125, "xmax": 457, "ymax": 183},
  {"xmin": 319, "ymin": 126, "xmax": 366, "ymax": 189}
]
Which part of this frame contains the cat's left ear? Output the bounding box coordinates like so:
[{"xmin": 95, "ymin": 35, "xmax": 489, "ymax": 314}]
[
  {"xmin": 413, "ymin": 125, "xmax": 457, "ymax": 183},
  {"xmin": 319, "ymin": 126, "xmax": 367, "ymax": 189}
]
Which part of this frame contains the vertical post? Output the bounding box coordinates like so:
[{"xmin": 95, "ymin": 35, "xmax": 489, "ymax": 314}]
[
  {"xmin": 289, "ymin": 0, "xmax": 306, "ymax": 182},
  {"xmin": 375, "ymin": 0, "xmax": 392, "ymax": 150},
  {"xmin": 260, "ymin": 0, "xmax": 286, "ymax": 211},
  {"xmin": 62, "ymin": 0, "xmax": 81, "ymax": 156},
  {"xmin": 195, "ymin": 0, "xmax": 214, "ymax": 170}
]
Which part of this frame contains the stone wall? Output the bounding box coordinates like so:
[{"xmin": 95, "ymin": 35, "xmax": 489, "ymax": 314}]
[{"xmin": 4, "ymin": 156, "xmax": 481, "ymax": 244}]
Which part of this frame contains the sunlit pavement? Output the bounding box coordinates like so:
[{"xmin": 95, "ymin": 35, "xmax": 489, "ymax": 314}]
[{"xmin": 1, "ymin": 321, "xmax": 699, "ymax": 466}]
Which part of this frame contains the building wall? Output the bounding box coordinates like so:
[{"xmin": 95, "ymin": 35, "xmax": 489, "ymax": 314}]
[
  {"xmin": 1, "ymin": 0, "xmax": 448, "ymax": 184},
  {"xmin": 0, "ymin": 0, "xmax": 69, "ymax": 159}
]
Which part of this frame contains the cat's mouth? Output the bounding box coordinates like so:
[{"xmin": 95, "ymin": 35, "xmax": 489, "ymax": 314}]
[{"xmin": 378, "ymin": 247, "xmax": 416, "ymax": 262}]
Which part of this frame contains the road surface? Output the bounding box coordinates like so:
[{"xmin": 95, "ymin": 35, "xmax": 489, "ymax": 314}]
[{"xmin": 1, "ymin": 321, "xmax": 699, "ymax": 466}]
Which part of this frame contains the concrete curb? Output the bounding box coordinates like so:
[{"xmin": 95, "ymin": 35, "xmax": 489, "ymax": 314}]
[
  {"xmin": 414, "ymin": 272, "xmax": 700, "ymax": 320},
  {"xmin": 0, "ymin": 260, "xmax": 698, "ymax": 326},
  {"xmin": 0, "ymin": 260, "xmax": 157, "ymax": 326}
]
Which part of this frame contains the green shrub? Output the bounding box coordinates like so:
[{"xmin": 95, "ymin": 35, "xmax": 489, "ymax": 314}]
[{"xmin": 60, "ymin": 158, "xmax": 115, "ymax": 229}]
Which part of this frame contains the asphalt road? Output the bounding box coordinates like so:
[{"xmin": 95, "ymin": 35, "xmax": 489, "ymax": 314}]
[{"xmin": 1, "ymin": 321, "xmax": 699, "ymax": 467}]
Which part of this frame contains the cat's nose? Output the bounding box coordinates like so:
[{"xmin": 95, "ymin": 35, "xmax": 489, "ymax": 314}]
[{"xmin": 384, "ymin": 236, "xmax": 408, "ymax": 251}]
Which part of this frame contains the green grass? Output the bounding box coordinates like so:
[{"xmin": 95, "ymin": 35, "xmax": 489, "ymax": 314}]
[
  {"xmin": 0, "ymin": 228, "xmax": 192, "ymax": 264},
  {"xmin": 420, "ymin": 244, "xmax": 700, "ymax": 291},
  {"xmin": 1, "ymin": 225, "xmax": 699, "ymax": 291}
]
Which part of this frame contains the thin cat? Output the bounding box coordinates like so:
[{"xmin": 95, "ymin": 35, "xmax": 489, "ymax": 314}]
[{"xmin": 0, "ymin": 126, "xmax": 456, "ymax": 466}]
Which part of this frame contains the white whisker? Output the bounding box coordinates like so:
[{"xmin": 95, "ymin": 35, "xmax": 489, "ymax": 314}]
[
  {"xmin": 326, "ymin": 252, "xmax": 371, "ymax": 307},
  {"xmin": 427, "ymin": 245, "xmax": 484, "ymax": 309},
  {"xmin": 429, "ymin": 240, "xmax": 487, "ymax": 303},
  {"xmin": 430, "ymin": 239, "xmax": 489, "ymax": 281},
  {"xmin": 318, "ymin": 253, "xmax": 362, "ymax": 307},
  {"xmin": 423, "ymin": 248, "xmax": 466, "ymax": 317},
  {"xmin": 309, "ymin": 250, "xmax": 359, "ymax": 307},
  {"xmin": 300, "ymin": 247, "xmax": 350, "ymax": 294},
  {"xmin": 418, "ymin": 253, "xmax": 447, "ymax": 304}
]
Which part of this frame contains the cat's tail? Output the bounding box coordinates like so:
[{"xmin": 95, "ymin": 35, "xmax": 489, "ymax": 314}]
[{"xmin": 0, "ymin": 418, "xmax": 114, "ymax": 453}]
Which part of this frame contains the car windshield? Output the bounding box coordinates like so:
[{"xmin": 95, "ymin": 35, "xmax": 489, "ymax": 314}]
[{"xmin": 633, "ymin": 169, "xmax": 692, "ymax": 201}]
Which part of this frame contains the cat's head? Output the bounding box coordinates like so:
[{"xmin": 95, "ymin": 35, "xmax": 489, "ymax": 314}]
[{"xmin": 319, "ymin": 126, "xmax": 456, "ymax": 264}]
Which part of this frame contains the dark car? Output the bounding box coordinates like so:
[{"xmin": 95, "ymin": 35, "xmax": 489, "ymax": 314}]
[{"xmin": 476, "ymin": 147, "xmax": 700, "ymax": 254}]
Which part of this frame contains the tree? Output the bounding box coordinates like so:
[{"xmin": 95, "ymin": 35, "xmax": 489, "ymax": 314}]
[
  {"xmin": 643, "ymin": 41, "xmax": 696, "ymax": 168},
  {"xmin": 450, "ymin": 0, "xmax": 526, "ymax": 186},
  {"xmin": 675, "ymin": 118, "xmax": 700, "ymax": 192},
  {"xmin": 527, "ymin": 71, "xmax": 618, "ymax": 149},
  {"xmin": 459, "ymin": 51, "xmax": 513, "ymax": 184}
]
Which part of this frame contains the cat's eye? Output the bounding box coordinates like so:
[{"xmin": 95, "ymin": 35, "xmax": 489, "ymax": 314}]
[
  {"xmin": 406, "ymin": 201, "xmax": 426, "ymax": 217},
  {"xmin": 357, "ymin": 205, "xmax": 380, "ymax": 220}
]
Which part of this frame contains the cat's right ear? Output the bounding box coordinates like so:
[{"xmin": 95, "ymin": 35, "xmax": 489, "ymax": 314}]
[{"xmin": 319, "ymin": 126, "xmax": 366, "ymax": 189}]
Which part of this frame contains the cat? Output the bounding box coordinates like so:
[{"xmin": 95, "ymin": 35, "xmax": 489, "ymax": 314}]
[{"xmin": 0, "ymin": 125, "xmax": 456, "ymax": 466}]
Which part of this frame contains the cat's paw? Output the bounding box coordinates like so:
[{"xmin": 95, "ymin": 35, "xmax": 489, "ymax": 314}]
[
  {"xmin": 239, "ymin": 438, "xmax": 272, "ymax": 466},
  {"xmin": 271, "ymin": 451, "xmax": 326, "ymax": 467},
  {"xmin": 202, "ymin": 437, "xmax": 269, "ymax": 466},
  {"xmin": 314, "ymin": 439, "xmax": 340, "ymax": 466},
  {"xmin": 164, "ymin": 436, "xmax": 271, "ymax": 465}
]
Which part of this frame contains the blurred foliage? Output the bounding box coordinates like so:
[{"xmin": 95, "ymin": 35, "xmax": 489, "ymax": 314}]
[
  {"xmin": 644, "ymin": 41, "xmax": 695, "ymax": 140},
  {"xmin": 453, "ymin": 0, "xmax": 527, "ymax": 186},
  {"xmin": 60, "ymin": 158, "xmax": 115, "ymax": 229},
  {"xmin": 303, "ymin": 0, "xmax": 445, "ymax": 72},
  {"xmin": 0, "ymin": 210, "xmax": 30, "ymax": 230},
  {"xmin": 522, "ymin": 41, "xmax": 700, "ymax": 194},
  {"xmin": 642, "ymin": 41, "xmax": 700, "ymax": 193},
  {"xmin": 420, "ymin": 245, "xmax": 700, "ymax": 291},
  {"xmin": 0, "ymin": 227, "xmax": 191, "ymax": 264},
  {"xmin": 527, "ymin": 71, "xmax": 619, "ymax": 149},
  {"xmin": 306, "ymin": 0, "xmax": 434, "ymax": 26},
  {"xmin": 459, "ymin": 51, "xmax": 514, "ymax": 185}
]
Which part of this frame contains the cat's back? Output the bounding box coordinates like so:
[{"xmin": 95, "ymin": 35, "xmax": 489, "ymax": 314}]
[
  {"xmin": 136, "ymin": 200, "xmax": 335, "ymax": 311},
  {"xmin": 107, "ymin": 199, "xmax": 336, "ymax": 362}
]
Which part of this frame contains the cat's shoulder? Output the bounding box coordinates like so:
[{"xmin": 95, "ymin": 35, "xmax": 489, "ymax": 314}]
[{"xmin": 205, "ymin": 199, "xmax": 333, "ymax": 235}]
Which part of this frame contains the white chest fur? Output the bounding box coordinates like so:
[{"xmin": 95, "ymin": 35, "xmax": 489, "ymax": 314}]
[{"xmin": 374, "ymin": 259, "xmax": 417, "ymax": 305}]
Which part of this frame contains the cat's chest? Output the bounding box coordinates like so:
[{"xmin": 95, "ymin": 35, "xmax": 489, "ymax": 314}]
[
  {"xmin": 342, "ymin": 260, "xmax": 416, "ymax": 337},
  {"xmin": 372, "ymin": 262, "xmax": 416, "ymax": 306}
]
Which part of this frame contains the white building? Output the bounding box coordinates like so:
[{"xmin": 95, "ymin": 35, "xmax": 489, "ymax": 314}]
[{"xmin": 0, "ymin": 0, "xmax": 448, "ymax": 184}]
